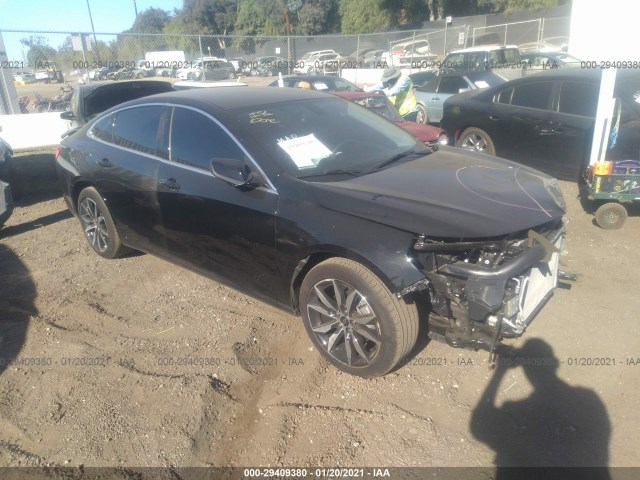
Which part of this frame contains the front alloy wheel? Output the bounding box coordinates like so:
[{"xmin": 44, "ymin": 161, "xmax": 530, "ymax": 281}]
[
  {"xmin": 300, "ymin": 258, "xmax": 419, "ymax": 377},
  {"xmin": 307, "ymin": 279, "xmax": 382, "ymax": 367},
  {"xmin": 456, "ymin": 127, "xmax": 496, "ymax": 155}
]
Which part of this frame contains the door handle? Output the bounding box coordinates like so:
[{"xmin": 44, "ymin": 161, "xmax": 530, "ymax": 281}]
[
  {"xmin": 432, "ymin": 97, "xmax": 440, "ymax": 101},
  {"xmin": 97, "ymin": 158, "xmax": 112, "ymax": 167},
  {"xmin": 159, "ymin": 178, "xmax": 181, "ymax": 190},
  {"xmin": 489, "ymin": 114, "xmax": 500, "ymax": 121}
]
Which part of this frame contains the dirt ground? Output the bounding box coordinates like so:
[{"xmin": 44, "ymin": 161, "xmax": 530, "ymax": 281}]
[{"xmin": 0, "ymin": 152, "xmax": 639, "ymax": 476}]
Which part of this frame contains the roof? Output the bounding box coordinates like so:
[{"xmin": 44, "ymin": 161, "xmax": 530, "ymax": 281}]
[
  {"xmin": 119, "ymin": 86, "xmax": 334, "ymax": 112},
  {"xmin": 78, "ymin": 80, "xmax": 173, "ymax": 95},
  {"xmin": 333, "ymin": 91, "xmax": 384, "ymax": 100},
  {"xmin": 449, "ymin": 45, "xmax": 519, "ymax": 54}
]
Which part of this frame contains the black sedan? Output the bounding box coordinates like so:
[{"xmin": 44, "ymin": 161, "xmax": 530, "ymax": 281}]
[
  {"xmin": 56, "ymin": 87, "xmax": 567, "ymax": 377},
  {"xmin": 441, "ymin": 68, "xmax": 640, "ymax": 181}
]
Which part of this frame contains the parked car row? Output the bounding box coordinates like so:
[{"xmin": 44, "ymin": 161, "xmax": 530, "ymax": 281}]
[{"xmin": 441, "ymin": 68, "xmax": 640, "ymax": 181}]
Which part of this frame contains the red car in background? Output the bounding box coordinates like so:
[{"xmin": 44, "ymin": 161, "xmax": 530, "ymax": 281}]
[{"xmin": 334, "ymin": 91, "xmax": 448, "ymax": 147}]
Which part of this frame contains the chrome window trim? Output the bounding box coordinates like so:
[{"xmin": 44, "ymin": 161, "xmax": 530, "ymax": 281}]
[{"xmin": 87, "ymin": 102, "xmax": 278, "ymax": 194}]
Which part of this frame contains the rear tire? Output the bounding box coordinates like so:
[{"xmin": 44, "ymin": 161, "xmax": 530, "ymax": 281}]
[
  {"xmin": 416, "ymin": 104, "xmax": 429, "ymax": 124},
  {"xmin": 594, "ymin": 202, "xmax": 627, "ymax": 229},
  {"xmin": 456, "ymin": 127, "xmax": 496, "ymax": 156},
  {"xmin": 77, "ymin": 187, "xmax": 130, "ymax": 259},
  {"xmin": 300, "ymin": 258, "xmax": 419, "ymax": 377}
]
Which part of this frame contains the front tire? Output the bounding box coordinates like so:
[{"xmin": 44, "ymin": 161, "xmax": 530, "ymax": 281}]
[
  {"xmin": 300, "ymin": 258, "xmax": 419, "ymax": 377},
  {"xmin": 456, "ymin": 127, "xmax": 496, "ymax": 155},
  {"xmin": 77, "ymin": 187, "xmax": 129, "ymax": 259}
]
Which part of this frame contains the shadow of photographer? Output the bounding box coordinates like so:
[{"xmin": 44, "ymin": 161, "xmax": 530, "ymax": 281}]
[
  {"xmin": 0, "ymin": 243, "xmax": 37, "ymax": 377},
  {"xmin": 471, "ymin": 338, "xmax": 611, "ymax": 480}
]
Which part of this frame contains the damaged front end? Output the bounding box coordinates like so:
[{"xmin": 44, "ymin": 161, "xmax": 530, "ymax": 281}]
[{"xmin": 402, "ymin": 218, "xmax": 566, "ymax": 351}]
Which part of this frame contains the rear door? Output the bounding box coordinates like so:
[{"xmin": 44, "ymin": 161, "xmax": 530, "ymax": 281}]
[
  {"xmin": 545, "ymin": 80, "xmax": 598, "ymax": 180},
  {"xmin": 489, "ymin": 80, "xmax": 555, "ymax": 171},
  {"xmin": 429, "ymin": 76, "xmax": 472, "ymax": 122},
  {"xmin": 156, "ymin": 106, "xmax": 281, "ymax": 303},
  {"xmin": 91, "ymin": 105, "xmax": 171, "ymax": 253}
]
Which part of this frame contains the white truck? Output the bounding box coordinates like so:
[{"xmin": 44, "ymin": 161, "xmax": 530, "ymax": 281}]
[{"xmin": 138, "ymin": 50, "xmax": 186, "ymax": 77}]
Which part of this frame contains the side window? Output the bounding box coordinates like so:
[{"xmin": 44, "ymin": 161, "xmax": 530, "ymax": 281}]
[
  {"xmin": 438, "ymin": 76, "xmax": 469, "ymax": 94},
  {"xmin": 487, "ymin": 50, "xmax": 500, "ymax": 66},
  {"xmin": 558, "ymin": 81, "xmax": 599, "ymax": 117},
  {"xmin": 511, "ymin": 82, "xmax": 553, "ymax": 110},
  {"xmin": 170, "ymin": 107, "xmax": 245, "ymax": 171},
  {"xmin": 418, "ymin": 76, "xmax": 441, "ymax": 93},
  {"xmin": 91, "ymin": 114, "xmax": 114, "ymax": 142},
  {"xmin": 113, "ymin": 106, "xmax": 167, "ymax": 156},
  {"xmin": 495, "ymin": 87, "xmax": 513, "ymax": 104}
]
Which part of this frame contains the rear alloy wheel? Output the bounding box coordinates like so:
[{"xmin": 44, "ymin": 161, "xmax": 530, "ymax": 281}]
[
  {"xmin": 77, "ymin": 187, "xmax": 129, "ymax": 259},
  {"xmin": 416, "ymin": 104, "xmax": 429, "ymax": 124},
  {"xmin": 594, "ymin": 202, "xmax": 627, "ymax": 230},
  {"xmin": 228, "ymin": 71, "xmax": 236, "ymax": 79},
  {"xmin": 300, "ymin": 258, "xmax": 419, "ymax": 377},
  {"xmin": 456, "ymin": 127, "xmax": 496, "ymax": 155}
]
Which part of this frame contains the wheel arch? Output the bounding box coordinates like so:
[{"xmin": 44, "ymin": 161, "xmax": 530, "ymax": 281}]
[
  {"xmin": 71, "ymin": 180, "xmax": 95, "ymax": 214},
  {"xmin": 289, "ymin": 245, "xmax": 424, "ymax": 315}
]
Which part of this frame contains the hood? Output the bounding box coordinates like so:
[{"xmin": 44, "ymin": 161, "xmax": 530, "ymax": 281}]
[
  {"xmin": 308, "ymin": 147, "xmax": 565, "ymax": 238},
  {"xmin": 394, "ymin": 120, "xmax": 443, "ymax": 143}
]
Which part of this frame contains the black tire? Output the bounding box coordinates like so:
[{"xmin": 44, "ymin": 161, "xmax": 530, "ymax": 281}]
[
  {"xmin": 77, "ymin": 187, "xmax": 130, "ymax": 259},
  {"xmin": 228, "ymin": 71, "xmax": 235, "ymax": 79},
  {"xmin": 456, "ymin": 127, "xmax": 496, "ymax": 156},
  {"xmin": 416, "ymin": 104, "xmax": 429, "ymax": 124},
  {"xmin": 136, "ymin": 72, "xmax": 144, "ymax": 79},
  {"xmin": 594, "ymin": 202, "xmax": 627, "ymax": 230},
  {"xmin": 300, "ymin": 258, "xmax": 419, "ymax": 377}
]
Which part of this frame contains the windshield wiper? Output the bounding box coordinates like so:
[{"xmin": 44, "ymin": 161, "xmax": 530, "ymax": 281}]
[
  {"xmin": 298, "ymin": 168, "xmax": 364, "ymax": 179},
  {"xmin": 369, "ymin": 148, "xmax": 426, "ymax": 172}
]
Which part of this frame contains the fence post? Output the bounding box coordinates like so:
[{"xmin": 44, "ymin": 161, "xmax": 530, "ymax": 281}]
[
  {"xmin": 198, "ymin": 35, "xmax": 204, "ymax": 81},
  {"xmin": 410, "ymin": 30, "xmax": 416, "ymax": 74},
  {"xmin": 356, "ymin": 34, "xmax": 360, "ymax": 63}
]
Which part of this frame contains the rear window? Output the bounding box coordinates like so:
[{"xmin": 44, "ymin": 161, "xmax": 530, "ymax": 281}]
[
  {"xmin": 558, "ymin": 82, "xmax": 599, "ymax": 117},
  {"xmin": 510, "ymin": 82, "xmax": 553, "ymax": 110},
  {"xmin": 84, "ymin": 82, "xmax": 174, "ymax": 120}
]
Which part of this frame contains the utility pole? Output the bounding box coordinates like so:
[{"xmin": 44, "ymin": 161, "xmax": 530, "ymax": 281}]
[
  {"xmin": 133, "ymin": 0, "xmax": 139, "ymax": 17},
  {"xmin": 86, "ymin": 0, "xmax": 101, "ymax": 63}
]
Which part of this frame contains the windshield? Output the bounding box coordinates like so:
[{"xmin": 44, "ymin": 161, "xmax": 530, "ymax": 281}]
[
  {"xmin": 350, "ymin": 95, "xmax": 402, "ymax": 122},
  {"xmin": 233, "ymin": 97, "xmax": 425, "ymax": 178}
]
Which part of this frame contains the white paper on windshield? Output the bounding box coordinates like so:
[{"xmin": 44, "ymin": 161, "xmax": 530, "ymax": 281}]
[
  {"xmin": 312, "ymin": 81, "xmax": 329, "ymax": 90},
  {"xmin": 474, "ymin": 80, "xmax": 490, "ymax": 89},
  {"xmin": 277, "ymin": 134, "xmax": 332, "ymax": 169}
]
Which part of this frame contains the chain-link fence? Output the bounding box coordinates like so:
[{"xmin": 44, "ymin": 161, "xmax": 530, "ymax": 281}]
[{"xmin": 0, "ymin": 14, "xmax": 571, "ymax": 115}]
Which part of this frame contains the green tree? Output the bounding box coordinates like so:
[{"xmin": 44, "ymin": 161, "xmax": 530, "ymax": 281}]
[
  {"xmin": 20, "ymin": 36, "xmax": 57, "ymax": 70},
  {"xmin": 130, "ymin": 7, "xmax": 171, "ymax": 33},
  {"xmin": 479, "ymin": 0, "xmax": 570, "ymax": 14},
  {"xmin": 296, "ymin": 0, "xmax": 340, "ymax": 35},
  {"xmin": 234, "ymin": 0, "xmax": 282, "ymax": 53},
  {"xmin": 180, "ymin": 0, "xmax": 238, "ymax": 51},
  {"xmin": 339, "ymin": 0, "xmax": 394, "ymax": 33}
]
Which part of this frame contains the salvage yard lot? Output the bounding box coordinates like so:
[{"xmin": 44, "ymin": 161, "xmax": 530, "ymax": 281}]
[{"xmin": 0, "ymin": 153, "xmax": 639, "ymax": 469}]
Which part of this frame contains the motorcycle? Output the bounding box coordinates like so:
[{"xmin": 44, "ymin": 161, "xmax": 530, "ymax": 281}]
[{"xmin": 32, "ymin": 84, "xmax": 73, "ymax": 113}]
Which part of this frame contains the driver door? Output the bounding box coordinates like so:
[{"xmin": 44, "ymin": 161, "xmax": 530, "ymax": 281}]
[{"xmin": 156, "ymin": 106, "xmax": 281, "ymax": 303}]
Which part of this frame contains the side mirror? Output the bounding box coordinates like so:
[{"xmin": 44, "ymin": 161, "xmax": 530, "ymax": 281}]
[
  {"xmin": 60, "ymin": 110, "xmax": 76, "ymax": 121},
  {"xmin": 210, "ymin": 157, "xmax": 257, "ymax": 188}
]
